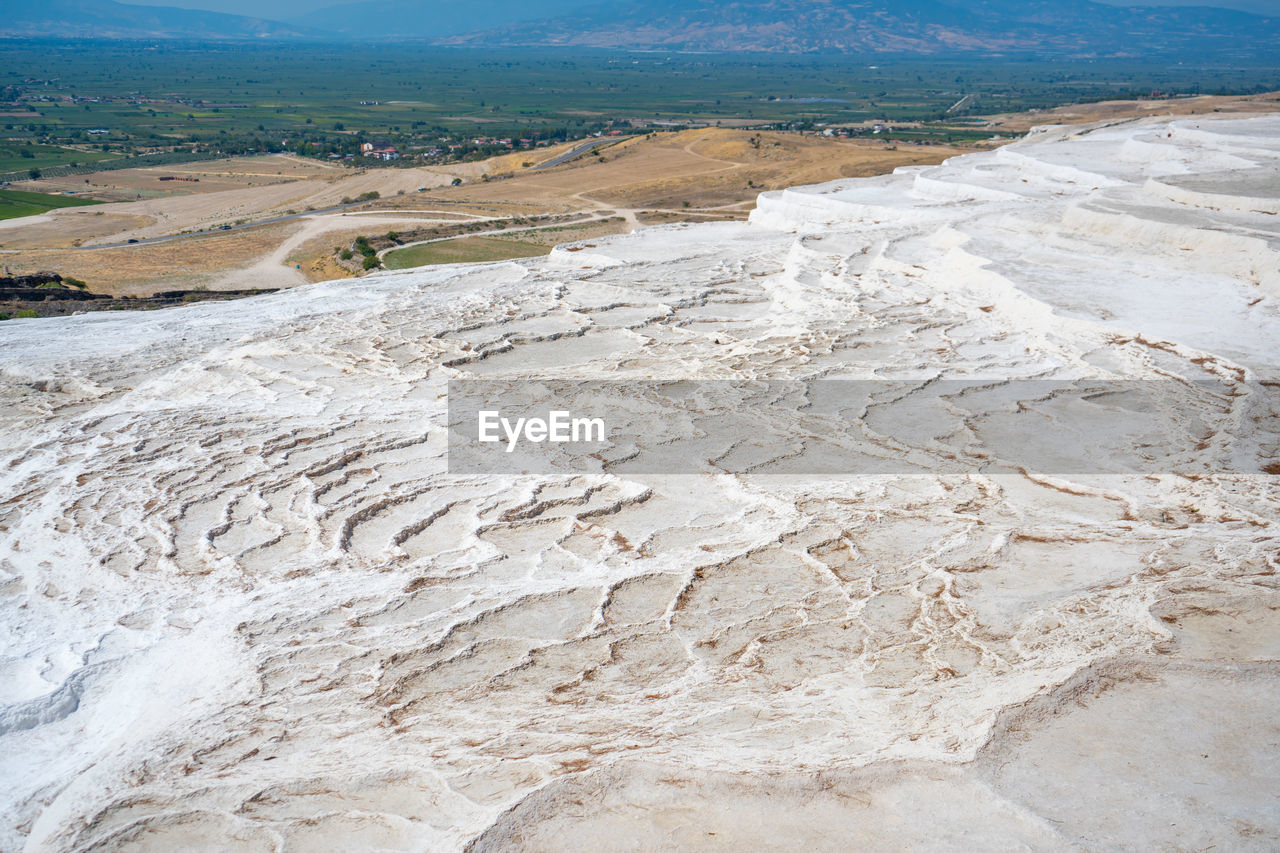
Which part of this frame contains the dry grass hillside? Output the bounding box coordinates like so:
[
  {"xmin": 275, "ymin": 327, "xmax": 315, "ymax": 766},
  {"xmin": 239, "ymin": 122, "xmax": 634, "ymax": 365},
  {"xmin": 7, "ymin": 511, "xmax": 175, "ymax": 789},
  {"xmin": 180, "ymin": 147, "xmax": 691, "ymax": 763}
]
[
  {"xmin": 0, "ymin": 129, "xmax": 977, "ymax": 295},
  {"xmin": 6, "ymin": 93, "xmax": 1276, "ymax": 296},
  {"xmin": 467, "ymin": 128, "xmax": 971, "ymax": 213}
]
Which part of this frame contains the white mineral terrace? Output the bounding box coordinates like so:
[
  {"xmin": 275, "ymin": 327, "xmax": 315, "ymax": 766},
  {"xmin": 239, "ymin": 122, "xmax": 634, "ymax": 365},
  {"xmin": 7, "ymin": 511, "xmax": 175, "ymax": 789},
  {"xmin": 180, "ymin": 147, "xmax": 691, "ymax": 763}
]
[{"xmin": 1, "ymin": 115, "xmax": 1278, "ymax": 850}]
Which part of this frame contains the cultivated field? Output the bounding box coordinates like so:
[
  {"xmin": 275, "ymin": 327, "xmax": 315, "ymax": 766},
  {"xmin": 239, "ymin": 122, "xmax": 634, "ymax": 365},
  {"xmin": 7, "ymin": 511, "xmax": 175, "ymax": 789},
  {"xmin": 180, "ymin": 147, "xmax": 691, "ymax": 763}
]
[
  {"xmin": 8, "ymin": 44, "xmax": 1277, "ymax": 156},
  {"xmin": 0, "ymin": 188, "xmax": 101, "ymax": 220},
  {"xmin": 24, "ymin": 154, "xmax": 340, "ymax": 203},
  {"xmin": 383, "ymin": 236, "xmax": 550, "ymax": 269}
]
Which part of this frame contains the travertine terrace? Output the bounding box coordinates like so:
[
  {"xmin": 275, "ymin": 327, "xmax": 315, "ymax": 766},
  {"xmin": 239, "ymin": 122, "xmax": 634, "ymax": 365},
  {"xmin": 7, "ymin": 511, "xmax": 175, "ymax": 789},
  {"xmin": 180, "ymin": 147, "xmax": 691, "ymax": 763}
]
[{"xmin": 1, "ymin": 115, "xmax": 1278, "ymax": 850}]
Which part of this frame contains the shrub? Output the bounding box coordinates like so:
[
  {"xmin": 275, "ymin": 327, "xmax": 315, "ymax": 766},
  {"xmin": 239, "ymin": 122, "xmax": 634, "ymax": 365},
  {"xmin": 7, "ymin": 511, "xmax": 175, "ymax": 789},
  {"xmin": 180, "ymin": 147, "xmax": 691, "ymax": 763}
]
[
  {"xmin": 15, "ymin": 309, "xmax": 38, "ymax": 318},
  {"xmin": 62, "ymin": 276, "xmax": 87, "ymax": 289},
  {"xmin": 339, "ymin": 248, "xmax": 353, "ymax": 260},
  {"xmin": 362, "ymin": 255, "xmax": 381, "ymax": 270}
]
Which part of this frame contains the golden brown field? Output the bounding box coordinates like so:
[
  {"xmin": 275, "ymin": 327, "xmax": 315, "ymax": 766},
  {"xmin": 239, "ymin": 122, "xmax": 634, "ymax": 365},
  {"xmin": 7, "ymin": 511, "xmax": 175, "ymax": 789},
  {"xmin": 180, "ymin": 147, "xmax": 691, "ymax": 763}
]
[{"xmin": 2, "ymin": 224, "xmax": 296, "ymax": 295}]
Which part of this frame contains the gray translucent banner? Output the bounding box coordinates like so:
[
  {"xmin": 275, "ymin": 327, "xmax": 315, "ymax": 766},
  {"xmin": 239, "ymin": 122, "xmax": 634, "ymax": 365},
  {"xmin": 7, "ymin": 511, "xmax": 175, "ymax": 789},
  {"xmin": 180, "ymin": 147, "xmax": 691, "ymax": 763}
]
[{"xmin": 446, "ymin": 379, "xmax": 1280, "ymax": 476}]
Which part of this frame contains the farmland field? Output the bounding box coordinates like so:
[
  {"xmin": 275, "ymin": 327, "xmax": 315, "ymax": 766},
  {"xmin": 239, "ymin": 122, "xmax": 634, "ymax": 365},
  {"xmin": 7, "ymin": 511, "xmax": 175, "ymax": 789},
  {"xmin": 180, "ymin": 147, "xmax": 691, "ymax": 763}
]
[
  {"xmin": 383, "ymin": 235, "xmax": 550, "ymax": 269},
  {"xmin": 5, "ymin": 40, "xmax": 1279, "ymax": 167},
  {"xmin": 0, "ymin": 141, "xmax": 112, "ymax": 173},
  {"xmin": 0, "ymin": 188, "xmax": 102, "ymax": 220}
]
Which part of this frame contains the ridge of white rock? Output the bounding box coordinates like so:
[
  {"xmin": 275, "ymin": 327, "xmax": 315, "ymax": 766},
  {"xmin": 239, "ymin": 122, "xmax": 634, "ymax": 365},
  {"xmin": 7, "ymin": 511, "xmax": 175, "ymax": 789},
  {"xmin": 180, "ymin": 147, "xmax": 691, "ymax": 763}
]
[{"xmin": 0, "ymin": 115, "xmax": 1278, "ymax": 851}]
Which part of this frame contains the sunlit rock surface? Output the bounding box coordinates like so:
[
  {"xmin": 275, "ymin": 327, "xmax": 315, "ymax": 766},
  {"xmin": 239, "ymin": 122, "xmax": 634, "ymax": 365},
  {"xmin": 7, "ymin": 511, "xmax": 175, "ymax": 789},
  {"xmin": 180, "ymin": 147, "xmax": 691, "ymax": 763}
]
[{"xmin": 1, "ymin": 115, "xmax": 1278, "ymax": 851}]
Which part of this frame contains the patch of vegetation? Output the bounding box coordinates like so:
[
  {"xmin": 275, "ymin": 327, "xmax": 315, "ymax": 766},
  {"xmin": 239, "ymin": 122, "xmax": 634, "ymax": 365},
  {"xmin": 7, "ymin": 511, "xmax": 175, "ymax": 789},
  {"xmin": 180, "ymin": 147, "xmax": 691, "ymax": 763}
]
[
  {"xmin": 0, "ymin": 141, "xmax": 111, "ymax": 173},
  {"xmin": 4, "ymin": 43, "xmax": 1276, "ymax": 167},
  {"xmin": 0, "ymin": 188, "xmax": 103, "ymax": 220},
  {"xmin": 384, "ymin": 236, "xmax": 550, "ymax": 270}
]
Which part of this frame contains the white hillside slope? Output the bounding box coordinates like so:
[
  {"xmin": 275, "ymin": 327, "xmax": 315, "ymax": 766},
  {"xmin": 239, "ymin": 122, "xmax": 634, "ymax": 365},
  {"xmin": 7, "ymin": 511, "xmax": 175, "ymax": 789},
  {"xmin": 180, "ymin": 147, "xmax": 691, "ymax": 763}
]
[{"xmin": 1, "ymin": 115, "xmax": 1278, "ymax": 851}]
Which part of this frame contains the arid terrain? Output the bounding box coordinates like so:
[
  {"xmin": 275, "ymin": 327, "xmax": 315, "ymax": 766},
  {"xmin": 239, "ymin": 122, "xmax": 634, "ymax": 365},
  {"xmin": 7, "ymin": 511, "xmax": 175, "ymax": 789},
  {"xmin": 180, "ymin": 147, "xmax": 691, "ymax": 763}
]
[
  {"xmin": 0, "ymin": 131, "xmax": 973, "ymax": 295},
  {"xmin": 982, "ymin": 89, "xmax": 1280, "ymax": 133},
  {"xmin": 3, "ymin": 91, "xmax": 1277, "ymax": 299}
]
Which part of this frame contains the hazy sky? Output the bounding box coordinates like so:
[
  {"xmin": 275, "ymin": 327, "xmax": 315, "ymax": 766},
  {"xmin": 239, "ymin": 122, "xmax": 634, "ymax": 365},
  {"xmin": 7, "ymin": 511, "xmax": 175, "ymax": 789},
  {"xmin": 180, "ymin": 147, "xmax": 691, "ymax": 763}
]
[{"xmin": 122, "ymin": 0, "xmax": 1280, "ymax": 23}]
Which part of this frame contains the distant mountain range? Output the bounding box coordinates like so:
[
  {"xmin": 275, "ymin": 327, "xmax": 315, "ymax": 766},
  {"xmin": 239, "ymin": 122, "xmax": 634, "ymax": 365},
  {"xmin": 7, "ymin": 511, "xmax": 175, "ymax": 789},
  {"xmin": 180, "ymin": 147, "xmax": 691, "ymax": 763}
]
[
  {"xmin": 2, "ymin": 0, "xmax": 1277, "ymax": 59},
  {"xmin": 293, "ymin": 0, "xmax": 587, "ymax": 39},
  {"xmin": 442, "ymin": 0, "xmax": 1280, "ymax": 57},
  {"xmin": 0, "ymin": 0, "xmax": 320, "ymax": 39}
]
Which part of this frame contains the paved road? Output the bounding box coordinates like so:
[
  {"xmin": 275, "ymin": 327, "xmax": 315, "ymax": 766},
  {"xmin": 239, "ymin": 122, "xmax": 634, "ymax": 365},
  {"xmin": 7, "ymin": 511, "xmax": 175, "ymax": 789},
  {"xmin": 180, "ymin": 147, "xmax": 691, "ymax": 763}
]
[
  {"xmin": 79, "ymin": 199, "xmax": 372, "ymax": 250},
  {"xmin": 533, "ymin": 138, "xmax": 620, "ymax": 171}
]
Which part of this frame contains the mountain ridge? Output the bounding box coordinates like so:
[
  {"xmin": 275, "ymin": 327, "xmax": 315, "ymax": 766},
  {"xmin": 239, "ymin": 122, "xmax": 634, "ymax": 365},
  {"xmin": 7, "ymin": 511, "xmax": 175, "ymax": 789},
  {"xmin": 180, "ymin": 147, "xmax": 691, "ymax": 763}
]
[
  {"xmin": 1, "ymin": 0, "xmax": 1275, "ymax": 58},
  {"xmin": 0, "ymin": 0, "xmax": 322, "ymax": 39},
  {"xmin": 439, "ymin": 0, "xmax": 1280, "ymax": 57},
  {"xmin": 292, "ymin": 0, "xmax": 589, "ymax": 39}
]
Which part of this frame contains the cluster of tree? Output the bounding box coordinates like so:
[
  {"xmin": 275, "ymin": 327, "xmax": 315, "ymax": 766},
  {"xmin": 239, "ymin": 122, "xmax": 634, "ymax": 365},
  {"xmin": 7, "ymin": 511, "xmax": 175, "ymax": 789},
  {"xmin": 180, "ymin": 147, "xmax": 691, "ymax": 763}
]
[
  {"xmin": 353, "ymin": 236, "xmax": 380, "ymax": 270},
  {"xmin": 1, "ymin": 111, "xmax": 638, "ymax": 173}
]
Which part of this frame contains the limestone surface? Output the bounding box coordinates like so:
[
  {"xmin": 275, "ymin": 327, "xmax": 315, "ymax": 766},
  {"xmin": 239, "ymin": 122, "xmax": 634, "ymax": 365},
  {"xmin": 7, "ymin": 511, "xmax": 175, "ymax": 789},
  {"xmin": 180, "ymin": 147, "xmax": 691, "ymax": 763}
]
[{"xmin": 1, "ymin": 115, "xmax": 1278, "ymax": 851}]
